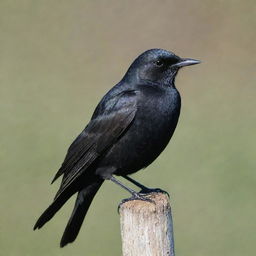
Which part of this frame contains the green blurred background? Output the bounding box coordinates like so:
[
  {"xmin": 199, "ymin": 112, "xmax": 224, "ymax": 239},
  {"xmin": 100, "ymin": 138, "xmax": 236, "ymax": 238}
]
[{"xmin": 1, "ymin": 1, "xmax": 255, "ymax": 255}]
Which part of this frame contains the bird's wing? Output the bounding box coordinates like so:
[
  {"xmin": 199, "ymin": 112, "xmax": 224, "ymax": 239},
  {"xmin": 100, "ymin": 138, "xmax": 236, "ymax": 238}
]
[{"xmin": 52, "ymin": 90, "xmax": 137, "ymax": 199}]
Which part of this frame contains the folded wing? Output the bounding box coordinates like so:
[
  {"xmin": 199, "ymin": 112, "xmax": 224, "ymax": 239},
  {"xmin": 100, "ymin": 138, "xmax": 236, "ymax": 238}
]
[{"xmin": 52, "ymin": 90, "xmax": 137, "ymax": 200}]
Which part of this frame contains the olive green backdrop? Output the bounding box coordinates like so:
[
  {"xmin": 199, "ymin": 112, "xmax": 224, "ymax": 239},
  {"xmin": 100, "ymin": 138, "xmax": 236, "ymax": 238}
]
[{"xmin": 1, "ymin": 1, "xmax": 255, "ymax": 255}]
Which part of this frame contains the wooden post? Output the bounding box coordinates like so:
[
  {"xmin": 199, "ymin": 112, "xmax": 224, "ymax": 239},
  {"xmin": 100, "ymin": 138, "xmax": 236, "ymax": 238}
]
[{"xmin": 119, "ymin": 193, "xmax": 175, "ymax": 256}]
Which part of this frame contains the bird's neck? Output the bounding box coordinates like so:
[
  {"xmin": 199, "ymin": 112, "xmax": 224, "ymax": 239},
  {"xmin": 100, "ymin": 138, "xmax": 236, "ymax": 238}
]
[{"xmin": 122, "ymin": 68, "xmax": 177, "ymax": 89}]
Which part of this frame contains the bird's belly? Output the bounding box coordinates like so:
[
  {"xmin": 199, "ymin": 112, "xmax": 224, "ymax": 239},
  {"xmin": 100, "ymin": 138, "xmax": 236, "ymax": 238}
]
[{"xmin": 99, "ymin": 103, "xmax": 180, "ymax": 175}]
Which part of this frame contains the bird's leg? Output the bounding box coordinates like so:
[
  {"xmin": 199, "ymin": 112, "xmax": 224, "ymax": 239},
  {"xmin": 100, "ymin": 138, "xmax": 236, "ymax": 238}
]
[
  {"xmin": 122, "ymin": 175, "xmax": 169, "ymax": 197},
  {"xmin": 109, "ymin": 175, "xmax": 137, "ymax": 195},
  {"xmin": 122, "ymin": 175, "xmax": 149, "ymax": 191},
  {"xmin": 109, "ymin": 176, "xmax": 155, "ymax": 210}
]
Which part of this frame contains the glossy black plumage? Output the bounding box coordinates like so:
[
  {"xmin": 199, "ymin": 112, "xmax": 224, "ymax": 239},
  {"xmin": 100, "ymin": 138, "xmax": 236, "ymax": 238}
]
[{"xmin": 34, "ymin": 48, "xmax": 200, "ymax": 247}]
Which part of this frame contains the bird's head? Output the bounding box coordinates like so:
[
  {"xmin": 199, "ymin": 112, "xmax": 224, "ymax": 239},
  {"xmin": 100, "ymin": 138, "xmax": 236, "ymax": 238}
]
[{"xmin": 124, "ymin": 48, "xmax": 200, "ymax": 86}]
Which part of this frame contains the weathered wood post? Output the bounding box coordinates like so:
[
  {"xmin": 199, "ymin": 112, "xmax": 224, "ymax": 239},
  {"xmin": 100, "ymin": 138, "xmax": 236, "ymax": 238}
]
[{"xmin": 119, "ymin": 193, "xmax": 175, "ymax": 256}]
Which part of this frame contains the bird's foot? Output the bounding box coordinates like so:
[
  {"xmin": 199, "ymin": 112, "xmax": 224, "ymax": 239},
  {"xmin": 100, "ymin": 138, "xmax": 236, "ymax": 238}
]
[
  {"xmin": 139, "ymin": 187, "xmax": 170, "ymax": 198},
  {"xmin": 118, "ymin": 192, "xmax": 155, "ymax": 213}
]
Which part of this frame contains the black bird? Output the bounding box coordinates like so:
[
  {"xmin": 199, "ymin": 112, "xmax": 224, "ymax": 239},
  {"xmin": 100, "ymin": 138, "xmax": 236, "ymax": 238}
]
[{"xmin": 34, "ymin": 48, "xmax": 200, "ymax": 247}]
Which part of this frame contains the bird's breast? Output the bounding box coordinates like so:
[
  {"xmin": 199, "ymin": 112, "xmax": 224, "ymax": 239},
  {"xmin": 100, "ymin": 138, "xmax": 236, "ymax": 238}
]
[
  {"xmin": 100, "ymin": 86, "xmax": 181, "ymax": 174},
  {"xmin": 135, "ymin": 87, "xmax": 181, "ymax": 146}
]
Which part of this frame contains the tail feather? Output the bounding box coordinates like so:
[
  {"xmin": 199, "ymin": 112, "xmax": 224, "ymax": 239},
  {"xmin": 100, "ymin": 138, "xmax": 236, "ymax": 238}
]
[
  {"xmin": 60, "ymin": 178, "xmax": 103, "ymax": 247},
  {"xmin": 34, "ymin": 185, "xmax": 77, "ymax": 230}
]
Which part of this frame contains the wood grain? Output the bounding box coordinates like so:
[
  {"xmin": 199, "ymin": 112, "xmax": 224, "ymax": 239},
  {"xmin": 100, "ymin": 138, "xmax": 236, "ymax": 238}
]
[{"xmin": 119, "ymin": 193, "xmax": 175, "ymax": 256}]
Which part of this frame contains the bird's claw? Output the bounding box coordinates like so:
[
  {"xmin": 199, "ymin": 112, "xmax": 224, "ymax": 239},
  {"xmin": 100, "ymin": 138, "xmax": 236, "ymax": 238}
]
[
  {"xmin": 139, "ymin": 187, "xmax": 170, "ymax": 198},
  {"xmin": 118, "ymin": 193, "xmax": 155, "ymax": 213}
]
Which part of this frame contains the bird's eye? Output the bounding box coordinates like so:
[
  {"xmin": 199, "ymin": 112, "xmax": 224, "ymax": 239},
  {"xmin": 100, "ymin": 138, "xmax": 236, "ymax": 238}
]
[{"xmin": 155, "ymin": 60, "xmax": 164, "ymax": 67}]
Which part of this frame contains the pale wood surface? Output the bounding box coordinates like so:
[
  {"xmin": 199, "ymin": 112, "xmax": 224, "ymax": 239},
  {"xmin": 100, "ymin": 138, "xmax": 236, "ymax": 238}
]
[{"xmin": 119, "ymin": 193, "xmax": 175, "ymax": 256}]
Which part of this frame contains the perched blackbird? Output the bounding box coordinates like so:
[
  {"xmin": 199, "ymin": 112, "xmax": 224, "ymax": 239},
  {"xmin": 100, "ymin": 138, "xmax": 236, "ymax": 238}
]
[{"xmin": 34, "ymin": 48, "xmax": 200, "ymax": 247}]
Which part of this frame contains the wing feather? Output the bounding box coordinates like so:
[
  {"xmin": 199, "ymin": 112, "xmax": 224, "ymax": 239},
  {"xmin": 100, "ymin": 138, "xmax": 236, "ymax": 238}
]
[{"xmin": 53, "ymin": 90, "xmax": 137, "ymax": 199}]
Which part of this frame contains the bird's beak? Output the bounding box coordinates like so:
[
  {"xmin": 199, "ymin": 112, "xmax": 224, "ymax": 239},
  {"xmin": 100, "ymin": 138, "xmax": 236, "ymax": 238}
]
[{"xmin": 175, "ymin": 58, "xmax": 201, "ymax": 68}]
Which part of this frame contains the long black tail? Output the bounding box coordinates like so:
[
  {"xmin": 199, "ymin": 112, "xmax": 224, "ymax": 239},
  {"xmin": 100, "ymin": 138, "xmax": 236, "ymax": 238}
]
[
  {"xmin": 60, "ymin": 177, "xmax": 103, "ymax": 247},
  {"xmin": 34, "ymin": 184, "xmax": 77, "ymax": 230},
  {"xmin": 34, "ymin": 175, "xmax": 104, "ymax": 247}
]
